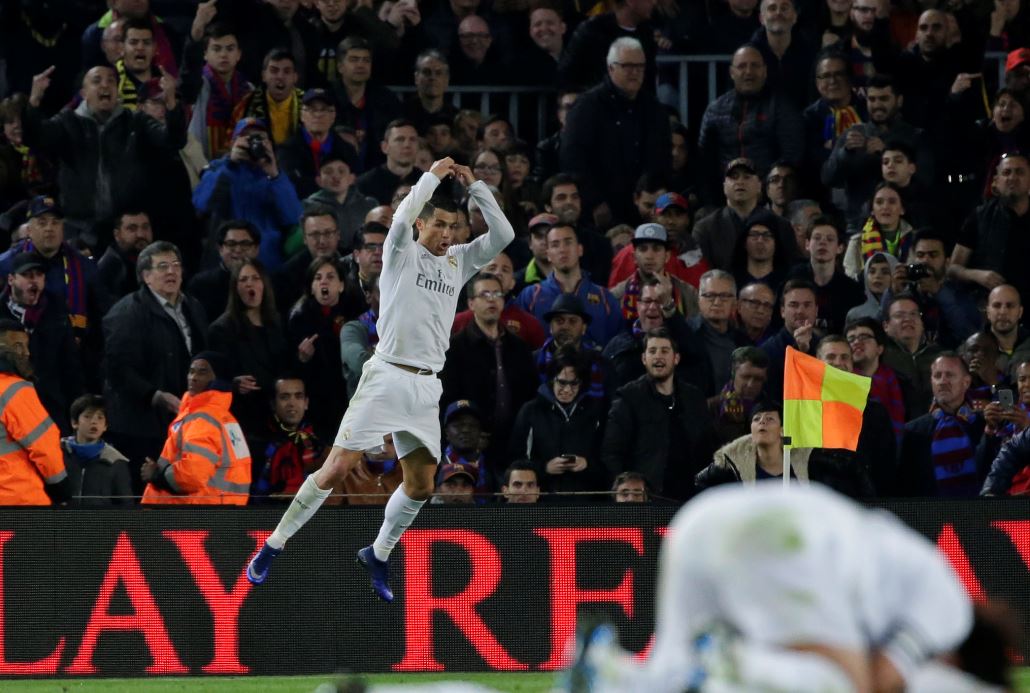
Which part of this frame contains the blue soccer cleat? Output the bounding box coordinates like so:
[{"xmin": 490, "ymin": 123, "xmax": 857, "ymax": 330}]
[
  {"xmin": 356, "ymin": 546, "xmax": 394, "ymax": 602},
  {"xmin": 247, "ymin": 543, "xmax": 282, "ymax": 585}
]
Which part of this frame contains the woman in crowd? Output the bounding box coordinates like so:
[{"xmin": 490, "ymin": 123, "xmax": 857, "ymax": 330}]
[
  {"xmin": 846, "ymin": 250, "xmax": 897, "ymax": 323},
  {"xmin": 844, "ymin": 181, "xmax": 912, "ymax": 279},
  {"xmin": 286, "ymin": 256, "xmax": 350, "ymax": 439},
  {"xmin": 207, "ymin": 259, "xmax": 289, "ymax": 434}
]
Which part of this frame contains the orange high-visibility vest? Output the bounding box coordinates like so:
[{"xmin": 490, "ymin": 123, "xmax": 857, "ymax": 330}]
[
  {"xmin": 142, "ymin": 389, "xmax": 251, "ymax": 505},
  {"xmin": 0, "ymin": 372, "xmax": 66, "ymax": 505}
]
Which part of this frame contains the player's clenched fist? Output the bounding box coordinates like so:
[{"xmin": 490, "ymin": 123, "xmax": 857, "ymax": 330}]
[{"xmin": 429, "ymin": 157, "xmax": 455, "ymax": 181}]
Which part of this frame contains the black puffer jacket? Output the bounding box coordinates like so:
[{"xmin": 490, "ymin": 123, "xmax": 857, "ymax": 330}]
[{"xmin": 508, "ymin": 383, "xmax": 607, "ymax": 496}]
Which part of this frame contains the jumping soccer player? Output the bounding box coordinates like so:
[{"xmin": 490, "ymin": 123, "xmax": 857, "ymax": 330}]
[
  {"xmin": 566, "ymin": 482, "xmax": 974, "ymax": 693},
  {"xmin": 247, "ymin": 157, "xmax": 514, "ymax": 600}
]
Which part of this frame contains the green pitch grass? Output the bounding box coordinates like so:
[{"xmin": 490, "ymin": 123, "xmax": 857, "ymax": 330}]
[{"xmin": 2, "ymin": 669, "xmax": 1029, "ymax": 692}]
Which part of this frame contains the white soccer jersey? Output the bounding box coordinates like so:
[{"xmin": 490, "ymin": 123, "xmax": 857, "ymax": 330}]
[{"xmin": 375, "ymin": 174, "xmax": 514, "ymax": 373}]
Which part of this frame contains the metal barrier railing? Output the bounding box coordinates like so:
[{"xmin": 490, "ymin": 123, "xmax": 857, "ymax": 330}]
[{"xmin": 385, "ymin": 51, "xmax": 1010, "ymax": 135}]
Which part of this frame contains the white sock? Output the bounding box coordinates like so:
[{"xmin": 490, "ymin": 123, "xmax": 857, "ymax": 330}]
[
  {"xmin": 266, "ymin": 476, "xmax": 333, "ymax": 550},
  {"xmin": 372, "ymin": 486, "xmax": 425, "ymax": 561},
  {"xmin": 717, "ymin": 640, "xmax": 856, "ymax": 692}
]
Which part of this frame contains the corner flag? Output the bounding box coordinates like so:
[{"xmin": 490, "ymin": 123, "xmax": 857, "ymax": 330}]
[{"xmin": 783, "ymin": 347, "xmax": 871, "ymax": 451}]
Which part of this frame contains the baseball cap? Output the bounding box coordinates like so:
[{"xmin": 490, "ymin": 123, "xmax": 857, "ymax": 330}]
[
  {"xmin": 437, "ymin": 462, "xmax": 477, "ymax": 485},
  {"xmin": 1007, "ymin": 48, "xmax": 1030, "ymax": 73},
  {"xmin": 654, "ymin": 192, "xmax": 688, "ymax": 216},
  {"xmin": 528, "ymin": 212, "xmax": 559, "ymax": 229},
  {"xmin": 632, "ymin": 222, "xmax": 669, "ymax": 246},
  {"xmin": 725, "ymin": 157, "xmax": 758, "ymax": 177},
  {"xmin": 231, "ymin": 117, "xmax": 270, "ymax": 140},
  {"xmin": 11, "ymin": 252, "xmax": 46, "ymax": 275},
  {"xmin": 443, "ymin": 399, "xmax": 482, "ymax": 426},
  {"xmin": 27, "ymin": 195, "xmax": 62, "ymax": 220},
  {"xmin": 302, "ymin": 88, "xmax": 336, "ymax": 108}
]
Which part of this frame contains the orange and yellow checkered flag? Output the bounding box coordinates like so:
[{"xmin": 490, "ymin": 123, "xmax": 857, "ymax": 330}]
[{"xmin": 783, "ymin": 347, "xmax": 870, "ymax": 451}]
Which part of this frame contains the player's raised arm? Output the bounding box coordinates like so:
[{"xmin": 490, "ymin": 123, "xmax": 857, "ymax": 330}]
[
  {"xmin": 454, "ymin": 164, "xmax": 515, "ymax": 265},
  {"xmin": 387, "ymin": 157, "xmax": 455, "ymax": 248}
]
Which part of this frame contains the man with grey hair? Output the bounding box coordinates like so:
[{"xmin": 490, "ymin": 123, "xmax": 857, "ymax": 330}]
[
  {"xmin": 786, "ymin": 198, "xmax": 820, "ymax": 259},
  {"xmin": 687, "ymin": 269, "xmax": 750, "ymax": 397},
  {"xmin": 102, "ymin": 240, "xmax": 208, "ymax": 490},
  {"xmin": 561, "ymin": 37, "xmax": 671, "ymax": 226},
  {"xmin": 558, "ymin": 0, "xmax": 657, "ymax": 91},
  {"xmin": 403, "ymin": 50, "xmax": 457, "ymax": 134}
]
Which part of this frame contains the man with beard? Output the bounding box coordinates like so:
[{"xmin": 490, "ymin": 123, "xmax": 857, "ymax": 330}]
[
  {"xmin": 98, "ymin": 211, "xmax": 153, "ymax": 298},
  {"xmin": 0, "ymin": 320, "xmax": 69, "ymax": 505},
  {"xmin": 602, "ymin": 327, "xmax": 715, "ymax": 502},
  {"xmin": 115, "ymin": 19, "xmax": 160, "ymax": 111},
  {"xmin": 0, "ymin": 253, "xmax": 83, "ymax": 435},
  {"xmin": 534, "ymin": 294, "xmax": 609, "ymax": 401},
  {"xmin": 822, "ymin": 75, "xmax": 933, "ymax": 235},
  {"xmin": 761, "ymin": 278, "xmax": 820, "ymax": 400},
  {"xmin": 540, "ymin": 175, "xmax": 613, "ymax": 284},
  {"xmin": 750, "ymin": 0, "xmax": 816, "ymax": 110},
  {"xmin": 951, "ymin": 154, "xmax": 1030, "ymax": 305},
  {"xmin": 986, "ymin": 285, "xmax": 1030, "ymax": 374}
]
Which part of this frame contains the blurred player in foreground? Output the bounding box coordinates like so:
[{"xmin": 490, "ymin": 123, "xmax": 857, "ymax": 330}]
[
  {"xmin": 564, "ymin": 482, "xmax": 1011, "ymax": 693},
  {"xmin": 247, "ymin": 157, "xmax": 514, "ymax": 600}
]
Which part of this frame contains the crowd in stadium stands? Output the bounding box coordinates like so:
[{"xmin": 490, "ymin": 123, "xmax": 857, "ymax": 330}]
[{"xmin": 2, "ymin": 0, "xmax": 1030, "ymax": 505}]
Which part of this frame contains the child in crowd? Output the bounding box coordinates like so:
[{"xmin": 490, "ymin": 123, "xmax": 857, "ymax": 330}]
[{"xmin": 60, "ymin": 395, "xmax": 133, "ymax": 506}]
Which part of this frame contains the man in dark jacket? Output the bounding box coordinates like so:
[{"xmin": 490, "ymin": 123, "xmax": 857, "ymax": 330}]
[
  {"xmin": 332, "ymin": 36, "xmax": 403, "ymax": 172},
  {"xmin": 276, "ymin": 88, "xmax": 360, "ymax": 199},
  {"xmin": 102, "ymin": 241, "xmax": 208, "ymax": 490},
  {"xmin": 697, "ymin": 45, "xmax": 804, "ymax": 206},
  {"xmin": 560, "ymin": 38, "xmax": 671, "ymax": 226},
  {"xmin": 750, "ymin": 0, "xmax": 817, "ymax": 109},
  {"xmin": 97, "ymin": 210, "xmax": 153, "ymax": 299},
  {"xmin": 557, "ymin": 0, "xmax": 657, "ymax": 91},
  {"xmin": 441, "ymin": 273, "xmax": 538, "ymax": 480},
  {"xmin": 22, "ymin": 64, "xmax": 186, "ymax": 247},
  {"xmin": 187, "ymin": 220, "xmax": 260, "ymax": 322},
  {"xmin": 602, "ymin": 327, "xmax": 717, "ymax": 501},
  {"xmin": 0, "ymin": 252, "xmax": 83, "ymax": 434}
]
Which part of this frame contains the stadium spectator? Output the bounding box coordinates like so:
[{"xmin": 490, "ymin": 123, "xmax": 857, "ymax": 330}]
[
  {"xmin": 432, "ymin": 462, "xmax": 477, "ymax": 504},
  {"xmin": 882, "ymin": 292, "xmax": 944, "ymax": 417},
  {"xmin": 538, "ymin": 174, "xmax": 612, "ymax": 285},
  {"xmin": 403, "ymin": 50, "xmax": 457, "ymax": 135},
  {"xmin": 846, "ymin": 251, "xmax": 895, "ymax": 323},
  {"xmin": 274, "ymin": 207, "xmax": 343, "ymax": 316},
  {"xmin": 703, "ymin": 0, "xmax": 761, "ymax": 54},
  {"xmin": 235, "ymin": 3, "xmax": 320, "ymax": 91},
  {"xmin": 232, "ymin": 50, "xmax": 304, "ymax": 146},
  {"xmin": 332, "ymin": 36, "xmax": 403, "ymax": 172},
  {"xmin": 560, "ymin": 37, "xmax": 671, "ymax": 226},
  {"xmin": 102, "ymin": 241, "xmax": 208, "ymax": 489},
  {"xmin": 500, "ymin": 461, "xmax": 541, "ymax": 504},
  {"xmin": 179, "ymin": 14, "xmax": 253, "ymax": 161},
  {"xmin": 737, "ymin": 281, "xmax": 778, "ymax": 344},
  {"xmin": 688, "ymin": 270, "xmax": 751, "ymax": 397},
  {"xmin": 442, "ymin": 272, "xmax": 538, "ymax": 479},
  {"xmin": 751, "ymin": 0, "xmax": 817, "ymax": 109},
  {"xmin": 762, "ymin": 278, "xmax": 820, "ymax": 399},
  {"xmin": 980, "ymin": 359, "xmax": 1030, "ymax": 496},
  {"xmin": 192, "ymin": 117, "xmax": 304, "ymax": 272},
  {"xmin": 452, "ymin": 252, "xmax": 545, "ymax": 349},
  {"xmin": 803, "ymin": 50, "xmax": 866, "ymax": 189},
  {"xmin": 340, "ymin": 223, "xmax": 387, "ymax": 318},
  {"xmin": 707, "ymin": 346, "xmax": 769, "ymax": 445},
  {"xmin": 602, "ymin": 327, "xmax": 716, "ymax": 502},
  {"xmin": 603, "ymin": 276, "xmax": 693, "ymax": 391},
  {"xmin": 694, "ymin": 159, "xmax": 797, "ymax": 272},
  {"xmin": 534, "ymin": 90, "xmax": 579, "ymax": 184},
  {"xmin": 451, "ymin": 16, "xmax": 506, "ymax": 86},
  {"xmin": 558, "ymin": 0, "xmax": 657, "ymax": 89},
  {"xmin": 789, "ymin": 216, "xmax": 865, "ymax": 333},
  {"xmin": 80, "ymin": 1, "xmax": 179, "ymax": 83},
  {"xmin": 821, "ymin": 75, "xmax": 932, "ymax": 235},
  {"xmin": 786, "ymin": 198, "xmax": 821, "ymax": 260},
  {"xmin": 951, "ymin": 153, "xmax": 1030, "ymax": 304},
  {"xmin": 287, "ymin": 256, "xmax": 350, "ymax": 439},
  {"xmin": 609, "ymin": 224, "xmax": 699, "ymax": 325},
  {"xmin": 440, "ymin": 400, "xmax": 490, "ymax": 497},
  {"xmin": 0, "ymin": 320, "xmax": 69, "ymax": 506},
  {"xmin": 307, "ymin": 0, "xmax": 399, "ymax": 88},
  {"xmin": 0, "ymin": 252, "xmax": 83, "ymax": 434},
  {"xmin": 140, "ymin": 352, "xmax": 251, "ymax": 505},
  {"xmin": 764, "ymin": 161, "xmax": 797, "ymax": 219},
  {"xmin": 188, "ymin": 220, "xmax": 261, "ymax": 324},
  {"xmin": 277, "ymin": 89, "xmax": 359, "ymax": 200},
  {"xmin": 698, "ymin": 46, "xmax": 804, "ymax": 205},
  {"xmin": 509, "ymin": 346, "xmax": 607, "ymax": 497},
  {"xmin": 695, "ymin": 400, "xmax": 809, "ymax": 489},
  {"xmin": 249, "ymin": 375, "xmax": 327, "ymax": 504},
  {"xmin": 356, "ymin": 119, "xmax": 423, "ymax": 205},
  {"xmin": 531, "ymin": 293, "xmax": 610, "ymax": 401},
  {"xmin": 847, "ymin": 317, "xmax": 907, "ymax": 441},
  {"xmin": 340, "ymin": 275, "xmax": 379, "ymax": 399},
  {"xmin": 207, "ymin": 259, "xmax": 288, "ymax": 436},
  {"xmin": 520, "ymin": 6, "xmax": 567, "ymax": 87},
  {"xmin": 23, "ymin": 64, "xmax": 185, "ymax": 246},
  {"xmin": 898, "ymin": 352, "xmax": 985, "ymax": 497},
  {"xmin": 114, "ymin": 19, "xmax": 162, "ymax": 113},
  {"xmin": 97, "ymin": 210, "xmax": 153, "ymax": 299},
  {"xmin": 730, "ymin": 210, "xmax": 792, "ymax": 291},
  {"xmin": 843, "ymin": 183, "xmax": 911, "ymax": 280},
  {"xmin": 304, "ymin": 153, "xmax": 378, "ymax": 252},
  {"xmin": 611, "ymin": 470, "xmax": 649, "ymax": 502},
  {"xmin": 609, "ymin": 195, "xmax": 707, "ymax": 291},
  {"xmin": 61, "ymin": 394, "xmax": 132, "ymax": 507}
]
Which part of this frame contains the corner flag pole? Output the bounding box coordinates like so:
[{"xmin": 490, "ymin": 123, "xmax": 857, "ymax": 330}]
[{"xmin": 781, "ymin": 436, "xmax": 791, "ymax": 488}]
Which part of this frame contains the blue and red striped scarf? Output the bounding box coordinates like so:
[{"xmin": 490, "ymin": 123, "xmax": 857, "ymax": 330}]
[
  {"xmin": 359, "ymin": 309, "xmax": 379, "ymax": 347},
  {"xmin": 869, "ymin": 363, "xmax": 906, "ymax": 443},
  {"xmin": 203, "ymin": 65, "xmax": 251, "ymax": 159},
  {"xmin": 12, "ymin": 240, "xmax": 88, "ymax": 331},
  {"xmin": 930, "ymin": 401, "xmax": 980, "ymax": 497}
]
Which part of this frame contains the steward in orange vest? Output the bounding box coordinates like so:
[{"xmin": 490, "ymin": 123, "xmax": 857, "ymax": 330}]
[
  {"xmin": 0, "ymin": 320, "xmax": 69, "ymax": 505},
  {"xmin": 141, "ymin": 351, "xmax": 251, "ymax": 505}
]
